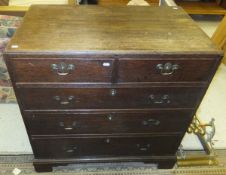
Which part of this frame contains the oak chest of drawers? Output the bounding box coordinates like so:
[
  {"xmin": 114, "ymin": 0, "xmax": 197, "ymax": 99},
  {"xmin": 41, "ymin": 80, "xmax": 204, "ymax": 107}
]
[{"xmin": 4, "ymin": 5, "xmax": 222, "ymax": 172}]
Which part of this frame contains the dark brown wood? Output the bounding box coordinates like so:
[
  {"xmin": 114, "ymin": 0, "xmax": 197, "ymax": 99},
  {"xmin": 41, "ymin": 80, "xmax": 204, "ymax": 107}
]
[
  {"xmin": 9, "ymin": 58, "xmax": 113, "ymax": 83},
  {"xmin": 9, "ymin": 58, "xmax": 217, "ymax": 83},
  {"xmin": 31, "ymin": 135, "xmax": 182, "ymax": 159},
  {"xmin": 17, "ymin": 87, "xmax": 204, "ymax": 110},
  {"xmin": 157, "ymin": 160, "xmax": 176, "ymax": 169},
  {"xmin": 4, "ymin": 6, "xmax": 222, "ymax": 55},
  {"xmin": 33, "ymin": 155, "xmax": 176, "ymax": 163},
  {"xmin": 24, "ymin": 110, "xmax": 193, "ymax": 135},
  {"xmin": 4, "ymin": 5, "xmax": 222, "ymax": 172},
  {"xmin": 33, "ymin": 164, "xmax": 53, "ymax": 172},
  {"xmin": 118, "ymin": 59, "xmax": 217, "ymax": 83}
]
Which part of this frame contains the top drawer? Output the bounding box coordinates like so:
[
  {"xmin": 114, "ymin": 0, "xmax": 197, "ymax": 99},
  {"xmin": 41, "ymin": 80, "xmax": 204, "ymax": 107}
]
[
  {"xmin": 118, "ymin": 59, "xmax": 216, "ymax": 82},
  {"xmin": 8, "ymin": 58, "xmax": 217, "ymax": 83},
  {"xmin": 9, "ymin": 58, "xmax": 114, "ymax": 83}
]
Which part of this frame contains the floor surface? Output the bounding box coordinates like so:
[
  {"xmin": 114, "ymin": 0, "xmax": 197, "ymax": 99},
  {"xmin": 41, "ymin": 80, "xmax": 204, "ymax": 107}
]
[{"xmin": 0, "ymin": 150, "xmax": 226, "ymax": 174}]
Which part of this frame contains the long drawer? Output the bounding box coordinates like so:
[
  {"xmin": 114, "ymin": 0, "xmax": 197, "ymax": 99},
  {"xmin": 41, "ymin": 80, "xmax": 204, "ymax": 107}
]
[
  {"xmin": 32, "ymin": 135, "xmax": 182, "ymax": 159},
  {"xmin": 9, "ymin": 58, "xmax": 216, "ymax": 83},
  {"xmin": 18, "ymin": 87, "xmax": 204, "ymax": 110},
  {"xmin": 25, "ymin": 110, "xmax": 193, "ymax": 135}
]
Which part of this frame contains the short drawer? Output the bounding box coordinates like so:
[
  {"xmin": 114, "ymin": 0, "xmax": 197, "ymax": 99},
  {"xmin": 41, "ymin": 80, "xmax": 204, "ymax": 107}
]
[
  {"xmin": 32, "ymin": 135, "xmax": 182, "ymax": 159},
  {"xmin": 9, "ymin": 58, "xmax": 113, "ymax": 82},
  {"xmin": 25, "ymin": 110, "xmax": 193, "ymax": 135},
  {"xmin": 118, "ymin": 59, "xmax": 216, "ymax": 82},
  {"xmin": 18, "ymin": 87, "xmax": 204, "ymax": 110}
]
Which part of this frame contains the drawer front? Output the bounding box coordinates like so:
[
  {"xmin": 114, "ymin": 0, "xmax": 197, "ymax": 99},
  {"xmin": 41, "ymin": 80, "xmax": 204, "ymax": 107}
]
[
  {"xmin": 32, "ymin": 136, "xmax": 182, "ymax": 159},
  {"xmin": 10, "ymin": 58, "xmax": 113, "ymax": 82},
  {"xmin": 118, "ymin": 59, "xmax": 216, "ymax": 82},
  {"xmin": 18, "ymin": 87, "xmax": 204, "ymax": 110},
  {"xmin": 25, "ymin": 110, "xmax": 193, "ymax": 135}
]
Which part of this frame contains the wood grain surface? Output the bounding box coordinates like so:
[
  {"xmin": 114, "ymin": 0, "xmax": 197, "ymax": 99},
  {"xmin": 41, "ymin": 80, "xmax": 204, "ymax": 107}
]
[
  {"xmin": 32, "ymin": 135, "xmax": 182, "ymax": 158},
  {"xmin": 5, "ymin": 5, "xmax": 221, "ymax": 55},
  {"xmin": 24, "ymin": 110, "xmax": 193, "ymax": 135},
  {"xmin": 4, "ymin": 5, "xmax": 223, "ymax": 172}
]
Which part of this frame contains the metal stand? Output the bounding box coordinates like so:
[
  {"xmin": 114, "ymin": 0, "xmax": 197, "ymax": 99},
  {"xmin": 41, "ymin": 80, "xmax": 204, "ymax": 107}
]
[{"xmin": 177, "ymin": 115, "xmax": 218, "ymax": 167}]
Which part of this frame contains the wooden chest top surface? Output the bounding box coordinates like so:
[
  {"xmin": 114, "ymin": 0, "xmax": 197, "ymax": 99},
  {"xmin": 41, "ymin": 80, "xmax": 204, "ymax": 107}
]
[{"xmin": 5, "ymin": 5, "xmax": 221, "ymax": 55}]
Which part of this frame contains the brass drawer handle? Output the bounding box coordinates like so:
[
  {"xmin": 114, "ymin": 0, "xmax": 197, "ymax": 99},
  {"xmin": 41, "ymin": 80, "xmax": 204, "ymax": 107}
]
[
  {"xmin": 105, "ymin": 138, "xmax": 111, "ymax": 143},
  {"xmin": 53, "ymin": 95, "xmax": 75, "ymax": 105},
  {"xmin": 156, "ymin": 62, "xmax": 179, "ymax": 76},
  {"xmin": 59, "ymin": 121, "xmax": 77, "ymax": 130},
  {"xmin": 110, "ymin": 89, "xmax": 117, "ymax": 96},
  {"xmin": 148, "ymin": 94, "xmax": 170, "ymax": 104},
  {"xmin": 107, "ymin": 114, "xmax": 113, "ymax": 121},
  {"xmin": 136, "ymin": 144, "xmax": 150, "ymax": 151},
  {"xmin": 142, "ymin": 119, "xmax": 160, "ymax": 126},
  {"xmin": 63, "ymin": 146, "xmax": 77, "ymax": 153},
  {"xmin": 51, "ymin": 62, "xmax": 75, "ymax": 76},
  {"xmin": 66, "ymin": 149, "xmax": 75, "ymax": 153}
]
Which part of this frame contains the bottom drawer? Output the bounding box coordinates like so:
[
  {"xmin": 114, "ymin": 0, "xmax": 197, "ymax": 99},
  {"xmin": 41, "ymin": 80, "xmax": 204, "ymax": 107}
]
[{"xmin": 32, "ymin": 135, "xmax": 182, "ymax": 159}]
